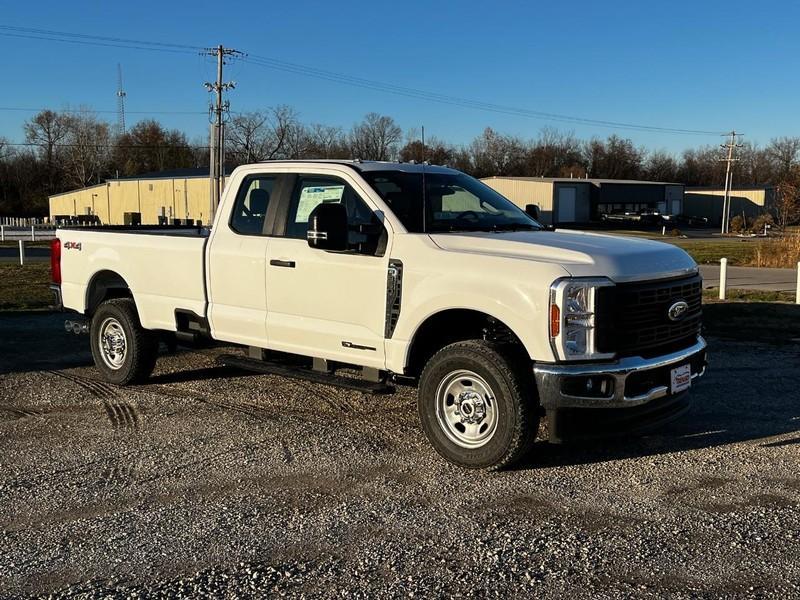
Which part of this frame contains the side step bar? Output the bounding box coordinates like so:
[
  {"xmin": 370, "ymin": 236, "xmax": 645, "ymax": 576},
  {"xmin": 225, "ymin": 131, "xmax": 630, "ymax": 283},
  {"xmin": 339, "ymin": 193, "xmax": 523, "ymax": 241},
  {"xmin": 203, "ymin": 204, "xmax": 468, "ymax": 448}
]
[{"xmin": 216, "ymin": 353, "xmax": 395, "ymax": 395}]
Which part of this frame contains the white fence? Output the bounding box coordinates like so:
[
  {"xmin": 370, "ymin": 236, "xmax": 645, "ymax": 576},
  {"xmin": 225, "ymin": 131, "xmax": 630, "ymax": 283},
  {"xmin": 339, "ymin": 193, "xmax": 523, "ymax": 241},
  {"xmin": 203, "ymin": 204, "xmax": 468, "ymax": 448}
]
[{"xmin": 0, "ymin": 225, "xmax": 57, "ymax": 242}]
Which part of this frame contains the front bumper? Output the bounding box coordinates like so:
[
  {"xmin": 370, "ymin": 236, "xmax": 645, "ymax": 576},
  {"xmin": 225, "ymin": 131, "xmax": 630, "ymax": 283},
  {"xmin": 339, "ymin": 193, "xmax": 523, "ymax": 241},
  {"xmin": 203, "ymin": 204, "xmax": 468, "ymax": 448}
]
[{"xmin": 533, "ymin": 336, "xmax": 707, "ymax": 410}]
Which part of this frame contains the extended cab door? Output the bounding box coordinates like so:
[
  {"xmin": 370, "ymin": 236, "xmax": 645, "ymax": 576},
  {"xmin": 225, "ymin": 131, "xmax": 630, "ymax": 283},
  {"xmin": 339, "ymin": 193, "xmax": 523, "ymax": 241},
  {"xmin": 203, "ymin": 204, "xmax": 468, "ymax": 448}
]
[
  {"xmin": 207, "ymin": 174, "xmax": 282, "ymax": 347},
  {"xmin": 264, "ymin": 172, "xmax": 390, "ymax": 368}
]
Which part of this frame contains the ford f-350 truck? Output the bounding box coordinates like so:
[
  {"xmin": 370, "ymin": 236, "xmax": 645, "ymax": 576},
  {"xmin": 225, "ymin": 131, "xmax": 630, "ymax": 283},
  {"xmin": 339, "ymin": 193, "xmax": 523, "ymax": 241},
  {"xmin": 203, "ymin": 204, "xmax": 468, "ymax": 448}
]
[{"xmin": 51, "ymin": 160, "xmax": 706, "ymax": 470}]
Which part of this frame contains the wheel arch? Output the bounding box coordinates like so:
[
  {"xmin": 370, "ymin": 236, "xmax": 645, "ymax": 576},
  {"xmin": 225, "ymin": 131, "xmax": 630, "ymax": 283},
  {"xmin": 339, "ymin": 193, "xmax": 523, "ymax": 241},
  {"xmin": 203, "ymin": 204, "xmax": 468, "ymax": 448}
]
[
  {"xmin": 403, "ymin": 308, "xmax": 529, "ymax": 378},
  {"xmin": 85, "ymin": 269, "xmax": 134, "ymax": 315}
]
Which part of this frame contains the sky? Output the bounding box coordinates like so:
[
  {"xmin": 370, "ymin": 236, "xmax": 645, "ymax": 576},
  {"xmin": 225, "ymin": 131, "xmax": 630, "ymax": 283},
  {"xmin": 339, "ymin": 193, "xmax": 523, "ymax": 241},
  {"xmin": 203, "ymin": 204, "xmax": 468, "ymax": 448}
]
[{"xmin": 1, "ymin": 0, "xmax": 798, "ymax": 154}]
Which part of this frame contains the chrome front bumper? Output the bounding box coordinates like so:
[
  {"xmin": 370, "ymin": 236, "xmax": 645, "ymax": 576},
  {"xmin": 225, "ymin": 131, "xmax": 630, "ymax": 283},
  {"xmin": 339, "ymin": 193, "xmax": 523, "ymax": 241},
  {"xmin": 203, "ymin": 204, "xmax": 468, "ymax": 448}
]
[{"xmin": 533, "ymin": 337, "xmax": 707, "ymax": 410}]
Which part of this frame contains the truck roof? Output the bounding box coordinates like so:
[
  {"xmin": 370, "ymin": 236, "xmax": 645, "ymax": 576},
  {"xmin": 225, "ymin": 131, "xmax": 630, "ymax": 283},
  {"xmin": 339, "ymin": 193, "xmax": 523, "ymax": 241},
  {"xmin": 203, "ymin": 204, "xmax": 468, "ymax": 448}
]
[{"xmin": 256, "ymin": 159, "xmax": 460, "ymax": 175}]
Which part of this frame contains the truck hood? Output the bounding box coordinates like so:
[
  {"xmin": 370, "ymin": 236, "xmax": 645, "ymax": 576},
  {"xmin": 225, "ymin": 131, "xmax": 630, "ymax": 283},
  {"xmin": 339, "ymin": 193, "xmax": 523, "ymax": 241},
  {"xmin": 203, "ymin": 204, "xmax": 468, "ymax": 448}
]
[{"xmin": 429, "ymin": 229, "xmax": 698, "ymax": 283}]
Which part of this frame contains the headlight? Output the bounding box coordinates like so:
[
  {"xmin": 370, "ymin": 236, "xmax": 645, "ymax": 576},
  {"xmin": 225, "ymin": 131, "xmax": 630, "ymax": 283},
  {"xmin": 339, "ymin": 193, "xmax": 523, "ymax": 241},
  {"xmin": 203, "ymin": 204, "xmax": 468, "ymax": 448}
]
[{"xmin": 549, "ymin": 278, "xmax": 615, "ymax": 361}]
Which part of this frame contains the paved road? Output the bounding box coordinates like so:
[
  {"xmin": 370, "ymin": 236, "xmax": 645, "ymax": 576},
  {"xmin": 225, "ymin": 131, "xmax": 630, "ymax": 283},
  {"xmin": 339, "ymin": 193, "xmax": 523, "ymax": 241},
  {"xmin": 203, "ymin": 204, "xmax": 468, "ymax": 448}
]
[
  {"xmin": 699, "ymin": 264, "xmax": 798, "ymax": 292},
  {"xmin": 0, "ymin": 246, "xmax": 50, "ymax": 263}
]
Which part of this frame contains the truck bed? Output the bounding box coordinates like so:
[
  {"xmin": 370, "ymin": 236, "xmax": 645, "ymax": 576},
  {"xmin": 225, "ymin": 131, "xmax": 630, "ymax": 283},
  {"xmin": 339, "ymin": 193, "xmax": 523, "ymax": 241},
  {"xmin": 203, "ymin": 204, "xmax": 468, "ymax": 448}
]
[{"xmin": 58, "ymin": 226, "xmax": 209, "ymax": 331}]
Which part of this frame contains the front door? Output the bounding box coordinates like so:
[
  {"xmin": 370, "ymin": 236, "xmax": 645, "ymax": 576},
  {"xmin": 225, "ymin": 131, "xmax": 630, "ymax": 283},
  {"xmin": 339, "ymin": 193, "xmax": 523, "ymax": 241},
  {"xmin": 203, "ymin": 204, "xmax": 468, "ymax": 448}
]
[{"xmin": 264, "ymin": 174, "xmax": 389, "ymax": 368}]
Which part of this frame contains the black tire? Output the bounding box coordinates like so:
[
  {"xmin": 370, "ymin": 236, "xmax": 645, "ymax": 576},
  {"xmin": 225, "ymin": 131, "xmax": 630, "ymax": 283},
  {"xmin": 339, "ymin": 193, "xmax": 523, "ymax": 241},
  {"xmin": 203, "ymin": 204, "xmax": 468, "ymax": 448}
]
[
  {"xmin": 90, "ymin": 298, "xmax": 159, "ymax": 385},
  {"xmin": 418, "ymin": 340, "xmax": 538, "ymax": 470}
]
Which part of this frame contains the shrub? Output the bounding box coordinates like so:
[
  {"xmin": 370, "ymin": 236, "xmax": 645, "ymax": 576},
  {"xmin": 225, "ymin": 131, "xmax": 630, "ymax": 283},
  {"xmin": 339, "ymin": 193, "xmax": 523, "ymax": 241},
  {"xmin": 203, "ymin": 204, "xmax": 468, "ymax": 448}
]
[
  {"xmin": 750, "ymin": 234, "xmax": 800, "ymax": 268},
  {"xmin": 669, "ymin": 228, "xmax": 682, "ymax": 237},
  {"xmin": 729, "ymin": 215, "xmax": 745, "ymax": 233},
  {"xmin": 751, "ymin": 213, "xmax": 774, "ymax": 234}
]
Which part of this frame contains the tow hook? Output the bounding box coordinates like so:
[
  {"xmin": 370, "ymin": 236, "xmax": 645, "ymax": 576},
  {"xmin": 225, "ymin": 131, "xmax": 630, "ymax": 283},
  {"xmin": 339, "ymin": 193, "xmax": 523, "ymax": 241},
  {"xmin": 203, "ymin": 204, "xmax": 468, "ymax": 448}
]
[{"xmin": 64, "ymin": 319, "xmax": 89, "ymax": 335}]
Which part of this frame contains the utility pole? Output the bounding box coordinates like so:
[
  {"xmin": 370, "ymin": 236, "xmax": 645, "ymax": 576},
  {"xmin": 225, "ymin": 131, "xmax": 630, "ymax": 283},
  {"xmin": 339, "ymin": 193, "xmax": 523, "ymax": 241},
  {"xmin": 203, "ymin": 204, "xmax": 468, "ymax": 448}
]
[
  {"xmin": 719, "ymin": 130, "xmax": 743, "ymax": 234},
  {"xmin": 202, "ymin": 45, "xmax": 244, "ymax": 223}
]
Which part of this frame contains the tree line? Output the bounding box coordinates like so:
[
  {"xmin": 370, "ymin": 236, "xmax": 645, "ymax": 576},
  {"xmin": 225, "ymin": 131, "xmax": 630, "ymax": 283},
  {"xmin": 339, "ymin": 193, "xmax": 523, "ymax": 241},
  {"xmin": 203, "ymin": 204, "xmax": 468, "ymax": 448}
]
[{"xmin": 1, "ymin": 107, "xmax": 799, "ymax": 221}]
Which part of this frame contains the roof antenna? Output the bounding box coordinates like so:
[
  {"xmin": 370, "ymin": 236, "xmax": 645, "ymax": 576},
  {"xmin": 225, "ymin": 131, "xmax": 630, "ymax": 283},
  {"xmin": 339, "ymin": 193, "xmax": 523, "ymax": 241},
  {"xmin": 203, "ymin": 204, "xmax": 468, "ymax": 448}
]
[{"xmin": 421, "ymin": 125, "xmax": 427, "ymax": 233}]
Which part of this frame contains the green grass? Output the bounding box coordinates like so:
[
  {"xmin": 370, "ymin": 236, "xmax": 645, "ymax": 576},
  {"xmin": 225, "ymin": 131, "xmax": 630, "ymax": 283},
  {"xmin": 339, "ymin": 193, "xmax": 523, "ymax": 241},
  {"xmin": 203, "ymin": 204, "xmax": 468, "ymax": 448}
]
[
  {"xmin": 703, "ymin": 288, "xmax": 796, "ymax": 303},
  {"xmin": 0, "ymin": 263, "xmax": 53, "ymax": 310},
  {"xmin": 665, "ymin": 239, "xmax": 761, "ymax": 265}
]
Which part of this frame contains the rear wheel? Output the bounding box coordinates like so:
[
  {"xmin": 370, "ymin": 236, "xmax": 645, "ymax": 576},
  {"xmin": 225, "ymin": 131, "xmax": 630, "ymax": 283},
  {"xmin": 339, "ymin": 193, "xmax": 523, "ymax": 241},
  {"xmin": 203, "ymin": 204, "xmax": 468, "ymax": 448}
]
[
  {"xmin": 90, "ymin": 298, "xmax": 159, "ymax": 385},
  {"xmin": 418, "ymin": 340, "xmax": 538, "ymax": 470}
]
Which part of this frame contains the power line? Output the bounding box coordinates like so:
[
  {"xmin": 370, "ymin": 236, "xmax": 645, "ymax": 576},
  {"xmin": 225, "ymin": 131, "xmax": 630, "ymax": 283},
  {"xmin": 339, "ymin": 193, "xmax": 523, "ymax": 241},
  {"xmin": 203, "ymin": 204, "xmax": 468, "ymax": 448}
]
[
  {"xmin": 0, "ymin": 107, "xmax": 208, "ymax": 115},
  {"xmin": 0, "ymin": 31, "xmax": 198, "ymax": 55},
  {"xmin": 2, "ymin": 142, "xmax": 209, "ymax": 149},
  {"xmin": 0, "ymin": 24, "xmax": 727, "ymax": 137},
  {"xmin": 0, "ymin": 25, "xmax": 200, "ymax": 54},
  {"xmin": 241, "ymin": 54, "xmax": 724, "ymax": 136}
]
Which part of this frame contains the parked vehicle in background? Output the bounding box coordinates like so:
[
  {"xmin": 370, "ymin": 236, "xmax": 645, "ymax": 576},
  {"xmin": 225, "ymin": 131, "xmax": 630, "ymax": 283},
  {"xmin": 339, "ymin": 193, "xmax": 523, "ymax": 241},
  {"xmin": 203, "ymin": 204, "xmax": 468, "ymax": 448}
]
[
  {"xmin": 600, "ymin": 208, "xmax": 662, "ymax": 226},
  {"xmin": 661, "ymin": 214, "xmax": 709, "ymax": 227},
  {"xmin": 50, "ymin": 161, "xmax": 707, "ymax": 470}
]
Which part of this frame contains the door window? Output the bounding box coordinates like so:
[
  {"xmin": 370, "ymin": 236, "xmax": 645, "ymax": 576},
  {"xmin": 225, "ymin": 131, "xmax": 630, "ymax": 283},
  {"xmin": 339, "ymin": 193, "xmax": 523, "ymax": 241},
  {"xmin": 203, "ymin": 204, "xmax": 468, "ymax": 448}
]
[
  {"xmin": 230, "ymin": 175, "xmax": 277, "ymax": 235},
  {"xmin": 285, "ymin": 175, "xmax": 383, "ymax": 253}
]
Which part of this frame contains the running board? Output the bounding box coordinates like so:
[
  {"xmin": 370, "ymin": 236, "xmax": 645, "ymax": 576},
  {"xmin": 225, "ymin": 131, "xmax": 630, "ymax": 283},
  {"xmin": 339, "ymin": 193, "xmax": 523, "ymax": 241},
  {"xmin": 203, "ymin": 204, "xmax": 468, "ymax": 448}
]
[{"xmin": 216, "ymin": 354, "xmax": 395, "ymax": 395}]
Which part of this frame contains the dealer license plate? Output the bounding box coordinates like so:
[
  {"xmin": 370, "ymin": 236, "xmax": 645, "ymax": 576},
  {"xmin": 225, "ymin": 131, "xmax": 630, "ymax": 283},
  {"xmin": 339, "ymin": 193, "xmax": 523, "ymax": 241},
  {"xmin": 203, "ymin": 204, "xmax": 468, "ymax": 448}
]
[{"xmin": 670, "ymin": 364, "xmax": 692, "ymax": 394}]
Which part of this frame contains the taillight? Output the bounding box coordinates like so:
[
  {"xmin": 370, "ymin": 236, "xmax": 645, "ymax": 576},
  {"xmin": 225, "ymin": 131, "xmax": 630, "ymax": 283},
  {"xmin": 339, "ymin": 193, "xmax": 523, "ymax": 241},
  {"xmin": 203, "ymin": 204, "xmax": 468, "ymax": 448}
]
[{"xmin": 51, "ymin": 238, "xmax": 61, "ymax": 285}]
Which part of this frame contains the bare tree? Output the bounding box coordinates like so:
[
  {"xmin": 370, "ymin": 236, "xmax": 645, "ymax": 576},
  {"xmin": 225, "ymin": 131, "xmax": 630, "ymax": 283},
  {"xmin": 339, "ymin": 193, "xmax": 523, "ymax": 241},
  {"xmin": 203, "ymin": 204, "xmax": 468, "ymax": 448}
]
[
  {"xmin": 348, "ymin": 113, "xmax": 402, "ymax": 161},
  {"xmin": 767, "ymin": 136, "xmax": 800, "ymax": 178},
  {"xmin": 24, "ymin": 109, "xmax": 73, "ymax": 193},
  {"xmin": 227, "ymin": 106, "xmax": 301, "ymax": 163},
  {"xmin": 469, "ymin": 127, "xmax": 526, "ymax": 178},
  {"xmin": 62, "ymin": 112, "xmax": 111, "ymax": 188},
  {"xmin": 111, "ymin": 120, "xmax": 193, "ymax": 177},
  {"xmin": 774, "ymin": 166, "xmax": 800, "ymax": 229},
  {"xmin": 306, "ymin": 124, "xmax": 349, "ymax": 159},
  {"xmin": 643, "ymin": 150, "xmax": 679, "ymax": 182}
]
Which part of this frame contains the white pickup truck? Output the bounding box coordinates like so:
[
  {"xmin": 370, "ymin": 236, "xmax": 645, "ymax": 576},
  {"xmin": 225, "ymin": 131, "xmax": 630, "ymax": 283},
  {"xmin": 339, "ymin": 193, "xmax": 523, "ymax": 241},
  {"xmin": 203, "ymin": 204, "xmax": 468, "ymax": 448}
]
[{"xmin": 51, "ymin": 160, "xmax": 706, "ymax": 470}]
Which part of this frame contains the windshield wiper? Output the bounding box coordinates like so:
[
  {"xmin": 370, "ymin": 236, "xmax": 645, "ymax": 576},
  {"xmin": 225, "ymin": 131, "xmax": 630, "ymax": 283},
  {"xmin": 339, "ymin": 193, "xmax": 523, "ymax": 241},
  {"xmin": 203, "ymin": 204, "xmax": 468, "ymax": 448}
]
[
  {"xmin": 427, "ymin": 223, "xmax": 539, "ymax": 233},
  {"xmin": 487, "ymin": 223, "xmax": 539, "ymax": 232}
]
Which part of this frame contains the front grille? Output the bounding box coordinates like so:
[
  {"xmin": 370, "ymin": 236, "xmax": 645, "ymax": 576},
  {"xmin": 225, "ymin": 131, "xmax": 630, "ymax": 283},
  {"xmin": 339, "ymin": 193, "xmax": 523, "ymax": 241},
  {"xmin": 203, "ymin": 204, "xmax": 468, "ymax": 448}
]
[{"xmin": 596, "ymin": 274, "xmax": 702, "ymax": 358}]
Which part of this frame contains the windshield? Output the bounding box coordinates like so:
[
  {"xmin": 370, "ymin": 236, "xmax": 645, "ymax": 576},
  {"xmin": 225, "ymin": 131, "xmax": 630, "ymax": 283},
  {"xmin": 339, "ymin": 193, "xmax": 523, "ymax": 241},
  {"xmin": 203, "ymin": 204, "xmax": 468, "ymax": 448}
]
[{"xmin": 361, "ymin": 171, "xmax": 542, "ymax": 233}]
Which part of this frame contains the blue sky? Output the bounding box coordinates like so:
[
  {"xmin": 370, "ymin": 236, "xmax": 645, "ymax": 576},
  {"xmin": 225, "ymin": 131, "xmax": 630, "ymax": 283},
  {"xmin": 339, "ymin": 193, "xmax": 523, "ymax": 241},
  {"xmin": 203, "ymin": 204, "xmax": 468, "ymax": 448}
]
[{"xmin": 1, "ymin": 0, "xmax": 797, "ymax": 153}]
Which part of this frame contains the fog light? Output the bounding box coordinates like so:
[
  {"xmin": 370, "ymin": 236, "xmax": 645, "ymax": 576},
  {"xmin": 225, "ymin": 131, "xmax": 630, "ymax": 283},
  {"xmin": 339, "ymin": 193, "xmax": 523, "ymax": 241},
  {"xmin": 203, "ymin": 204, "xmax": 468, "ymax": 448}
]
[{"xmin": 561, "ymin": 376, "xmax": 614, "ymax": 398}]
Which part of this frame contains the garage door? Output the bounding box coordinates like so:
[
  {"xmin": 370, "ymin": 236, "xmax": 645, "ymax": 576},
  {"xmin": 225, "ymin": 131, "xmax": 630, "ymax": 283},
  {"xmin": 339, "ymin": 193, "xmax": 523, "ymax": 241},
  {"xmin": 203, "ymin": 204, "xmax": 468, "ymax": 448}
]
[{"xmin": 557, "ymin": 187, "xmax": 577, "ymax": 222}]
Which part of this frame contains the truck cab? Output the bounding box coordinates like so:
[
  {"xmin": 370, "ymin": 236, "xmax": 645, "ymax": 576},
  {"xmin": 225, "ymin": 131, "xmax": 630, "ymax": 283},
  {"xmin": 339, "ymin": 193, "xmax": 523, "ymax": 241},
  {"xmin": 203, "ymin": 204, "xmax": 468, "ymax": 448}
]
[{"xmin": 53, "ymin": 160, "xmax": 707, "ymax": 470}]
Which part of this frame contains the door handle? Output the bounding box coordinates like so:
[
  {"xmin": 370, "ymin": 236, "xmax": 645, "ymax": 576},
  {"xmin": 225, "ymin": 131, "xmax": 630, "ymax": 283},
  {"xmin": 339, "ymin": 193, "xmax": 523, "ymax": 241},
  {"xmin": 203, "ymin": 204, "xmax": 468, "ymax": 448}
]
[{"xmin": 270, "ymin": 259, "xmax": 296, "ymax": 268}]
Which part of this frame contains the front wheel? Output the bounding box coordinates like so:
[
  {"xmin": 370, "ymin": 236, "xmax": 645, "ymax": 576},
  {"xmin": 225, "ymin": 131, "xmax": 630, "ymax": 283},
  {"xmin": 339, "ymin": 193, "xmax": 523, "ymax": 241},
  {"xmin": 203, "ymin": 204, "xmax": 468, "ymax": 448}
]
[
  {"xmin": 90, "ymin": 298, "xmax": 159, "ymax": 385},
  {"xmin": 418, "ymin": 340, "xmax": 539, "ymax": 470}
]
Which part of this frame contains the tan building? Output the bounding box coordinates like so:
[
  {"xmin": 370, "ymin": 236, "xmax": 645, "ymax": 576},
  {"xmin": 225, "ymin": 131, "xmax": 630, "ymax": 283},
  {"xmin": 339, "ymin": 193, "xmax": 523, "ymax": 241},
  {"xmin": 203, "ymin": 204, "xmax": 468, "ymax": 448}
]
[
  {"xmin": 481, "ymin": 177, "xmax": 684, "ymax": 226},
  {"xmin": 683, "ymin": 186, "xmax": 775, "ymax": 226},
  {"xmin": 49, "ymin": 169, "xmax": 223, "ymax": 226}
]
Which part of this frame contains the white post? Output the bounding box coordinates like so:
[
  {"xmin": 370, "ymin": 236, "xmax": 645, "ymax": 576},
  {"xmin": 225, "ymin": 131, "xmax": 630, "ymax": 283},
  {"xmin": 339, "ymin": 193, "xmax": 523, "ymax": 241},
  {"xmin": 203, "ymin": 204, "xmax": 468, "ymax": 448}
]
[
  {"xmin": 661, "ymin": 225, "xmax": 666, "ymax": 236},
  {"xmin": 31, "ymin": 225, "xmax": 35, "ymax": 242},
  {"xmin": 0, "ymin": 224, "xmax": 4, "ymax": 242},
  {"xmin": 18, "ymin": 240, "xmax": 25, "ymax": 265},
  {"xmin": 796, "ymin": 262, "xmax": 800, "ymax": 305},
  {"xmin": 719, "ymin": 257, "xmax": 728, "ymax": 300}
]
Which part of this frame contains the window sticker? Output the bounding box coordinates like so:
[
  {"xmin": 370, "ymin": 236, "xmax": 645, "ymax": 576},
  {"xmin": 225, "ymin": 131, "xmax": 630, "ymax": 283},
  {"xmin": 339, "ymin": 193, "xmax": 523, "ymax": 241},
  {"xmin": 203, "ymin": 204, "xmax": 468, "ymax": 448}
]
[{"xmin": 295, "ymin": 184, "xmax": 345, "ymax": 223}]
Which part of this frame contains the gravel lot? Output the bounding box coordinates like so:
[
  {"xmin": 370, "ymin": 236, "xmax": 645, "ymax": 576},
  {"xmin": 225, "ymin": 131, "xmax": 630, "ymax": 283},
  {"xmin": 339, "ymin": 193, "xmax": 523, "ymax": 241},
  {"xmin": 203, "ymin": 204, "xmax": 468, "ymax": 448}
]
[{"xmin": 1, "ymin": 311, "xmax": 799, "ymax": 598}]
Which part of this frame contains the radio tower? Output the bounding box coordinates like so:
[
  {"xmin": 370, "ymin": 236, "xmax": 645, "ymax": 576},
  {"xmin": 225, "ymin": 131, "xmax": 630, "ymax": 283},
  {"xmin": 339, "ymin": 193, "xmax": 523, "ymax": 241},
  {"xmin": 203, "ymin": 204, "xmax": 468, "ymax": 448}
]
[{"xmin": 116, "ymin": 64, "xmax": 127, "ymax": 136}]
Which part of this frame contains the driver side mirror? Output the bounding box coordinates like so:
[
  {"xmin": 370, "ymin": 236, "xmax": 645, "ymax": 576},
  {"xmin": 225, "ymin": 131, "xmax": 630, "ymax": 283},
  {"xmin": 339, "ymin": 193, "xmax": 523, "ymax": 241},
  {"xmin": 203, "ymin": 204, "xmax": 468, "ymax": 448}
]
[
  {"xmin": 525, "ymin": 204, "xmax": 540, "ymax": 220},
  {"xmin": 307, "ymin": 202, "xmax": 349, "ymax": 251}
]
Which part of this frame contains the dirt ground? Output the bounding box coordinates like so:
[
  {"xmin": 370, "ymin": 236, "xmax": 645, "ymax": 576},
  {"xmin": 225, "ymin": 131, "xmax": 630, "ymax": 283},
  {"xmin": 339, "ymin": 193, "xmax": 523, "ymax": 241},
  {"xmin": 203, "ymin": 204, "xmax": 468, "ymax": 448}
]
[{"xmin": 0, "ymin": 310, "xmax": 799, "ymax": 598}]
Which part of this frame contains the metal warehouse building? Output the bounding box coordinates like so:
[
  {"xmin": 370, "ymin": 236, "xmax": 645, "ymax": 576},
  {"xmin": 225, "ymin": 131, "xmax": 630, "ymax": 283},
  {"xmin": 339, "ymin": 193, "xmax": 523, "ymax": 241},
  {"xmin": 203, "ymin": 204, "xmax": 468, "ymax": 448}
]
[
  {"xmin": 49, "ymin": 169, "xmax": 224, "ymax": 226},
  {"xmin": 480, "ymin": 177, "xmax": 685, "ymax": 226},
  {"xmin": 683, "ymin": 185, "xmax": 775, "ymax": 226}
]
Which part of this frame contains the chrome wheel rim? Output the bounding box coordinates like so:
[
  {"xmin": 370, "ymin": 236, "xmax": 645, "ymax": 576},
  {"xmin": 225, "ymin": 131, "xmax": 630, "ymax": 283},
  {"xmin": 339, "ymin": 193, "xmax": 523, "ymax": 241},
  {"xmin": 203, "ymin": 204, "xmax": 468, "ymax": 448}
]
[
  {"xmin": 435, "ymin": 369, "xmax": 498, "ymax": 448},
  {"xmin": 98, "ymin": 317, "xmax": 127, "ymax": 370}
]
